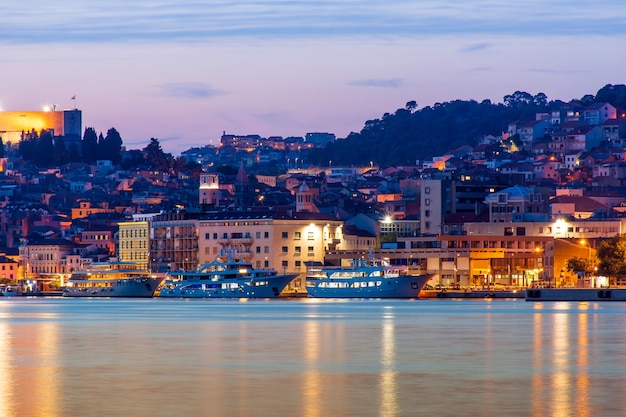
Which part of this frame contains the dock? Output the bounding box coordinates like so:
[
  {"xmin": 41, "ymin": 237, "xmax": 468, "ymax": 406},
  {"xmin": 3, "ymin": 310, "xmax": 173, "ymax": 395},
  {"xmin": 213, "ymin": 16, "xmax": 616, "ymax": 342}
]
[
  {"xmin": 421, "ymin": 289, "xmax": 525, "ymax": 299},
  {"xmin": 525, "ymin": 288, "xmax": 626, "ymax": 301}
]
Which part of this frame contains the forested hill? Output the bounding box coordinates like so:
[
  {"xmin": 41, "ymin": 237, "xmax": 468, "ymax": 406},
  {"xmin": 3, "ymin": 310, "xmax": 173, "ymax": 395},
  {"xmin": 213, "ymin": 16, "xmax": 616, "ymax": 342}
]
[{"xmin": 306, "ymin": 84, "xmax": 626, "ymax": 167}]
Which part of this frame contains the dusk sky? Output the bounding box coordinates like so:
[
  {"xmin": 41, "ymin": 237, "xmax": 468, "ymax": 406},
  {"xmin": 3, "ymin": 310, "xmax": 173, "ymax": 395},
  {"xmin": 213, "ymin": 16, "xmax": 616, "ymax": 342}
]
[{"xmin": 1, "ymin": 1, "xmax": 625, "ymax": 154}]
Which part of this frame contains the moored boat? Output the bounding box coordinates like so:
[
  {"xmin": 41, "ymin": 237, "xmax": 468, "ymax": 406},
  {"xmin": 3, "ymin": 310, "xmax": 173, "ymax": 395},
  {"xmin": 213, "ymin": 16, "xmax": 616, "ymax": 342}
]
[
  {"xmin": 0, "ymin": 284, "xmax": 21, "ymax": 297},
  {"xmin": 159, "ymin": 255, "xmax": 298, "ymax": 298},
  {"xmin": 305, "ymin": 259, "xmax": 433, "ymax": 298},
  {"xmin": 63, "ymin": 262, "xmax": 165, "ymax": 298}
]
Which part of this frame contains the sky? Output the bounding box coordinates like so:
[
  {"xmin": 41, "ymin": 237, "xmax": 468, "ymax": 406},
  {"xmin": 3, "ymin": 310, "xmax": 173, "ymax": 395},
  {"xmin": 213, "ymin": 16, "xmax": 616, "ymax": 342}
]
[{"xmin": 1, "ymin": 1, "xmax": 625, "ymax": 155}]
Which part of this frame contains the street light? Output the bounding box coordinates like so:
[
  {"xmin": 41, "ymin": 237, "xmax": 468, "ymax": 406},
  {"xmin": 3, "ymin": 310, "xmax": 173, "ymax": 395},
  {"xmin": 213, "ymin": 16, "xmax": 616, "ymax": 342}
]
[{"xmin": 580, "ymin": 238, "xmax": 591, "ymax": 258}]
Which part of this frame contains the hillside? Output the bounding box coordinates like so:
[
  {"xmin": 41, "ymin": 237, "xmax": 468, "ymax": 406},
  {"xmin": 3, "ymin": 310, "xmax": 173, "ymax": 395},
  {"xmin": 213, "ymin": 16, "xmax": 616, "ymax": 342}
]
[{"xmin": 306, "ymin": 84, "xmax": 626, "ymax": 167}]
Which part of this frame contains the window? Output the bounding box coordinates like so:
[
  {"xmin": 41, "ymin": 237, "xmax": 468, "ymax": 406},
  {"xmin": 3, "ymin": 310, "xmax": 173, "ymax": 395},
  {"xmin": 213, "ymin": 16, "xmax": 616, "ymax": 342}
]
[
  {"xmin": 295, "ymin": 261, "xmax": 301, "ymax": 268},
  {"xmin": 307, "ymin": 231, "xmax": 314, "ymax": 240},
  {"xmin": 282, "ymin": 246, "xmax": 288, "ymax": 253},
  {"xmin": 295, "ymin": 232, "xmax": 301, "ymax": 240},
  {"xmin": 213, "ymin": 233, "xmax": 218, "ymax": 239},
  {"xmin": 256, "ymin": 246, "xmax": 261, "ymax": 253},
  {"xmin": 264, "ymin": 232, "xmax": 269, "ymax": 238},
  {"xmin": 516, "ymin": 227, "xmax": 526, "ymax": 236},
  {"xmin": 295, "ymin": 246, "xmax": 301, "ymax": 253},
  {"xmin": 264, "ymin": 260, "xmax": 269, "ymax": 268},
  {"xmin": 282, "ymin": 232, "xmax": 288, "ymax": 239},
  {"xmin": 425, "ymin": 198, "xmax": 430, "ymax": 206},
  {"xmin": 282, "ymin": 261, "xmax": 288, "ymax": 268},
  {"xmin": 256, "ymin": 232, "xmax": 261, "ymax": 238},
  {"xmin": 307, "ymin": 246, "xmax": 314, "ymax": 253},
  {"xmin": 425, "ymin": 187, "xmax": 430, "ymax": 194}
]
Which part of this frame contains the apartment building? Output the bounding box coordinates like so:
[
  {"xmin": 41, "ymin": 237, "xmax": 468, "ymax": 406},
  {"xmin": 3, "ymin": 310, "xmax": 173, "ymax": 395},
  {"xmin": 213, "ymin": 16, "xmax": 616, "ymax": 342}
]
[{"xmin": 197, "ymin": 210, "xmax": 344, "ymax": 292}]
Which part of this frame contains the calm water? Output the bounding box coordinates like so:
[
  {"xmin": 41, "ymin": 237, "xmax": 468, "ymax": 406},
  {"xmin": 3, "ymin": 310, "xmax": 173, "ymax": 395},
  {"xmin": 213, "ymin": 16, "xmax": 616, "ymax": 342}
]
[{"xmin": 1, "ymin": 297, "xmax": 625, "ymax": 417}]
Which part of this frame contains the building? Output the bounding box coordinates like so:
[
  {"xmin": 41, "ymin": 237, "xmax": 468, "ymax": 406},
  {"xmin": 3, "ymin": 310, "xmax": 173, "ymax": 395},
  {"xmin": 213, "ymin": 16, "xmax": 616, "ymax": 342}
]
[
  {"xmin": 484, "ymin": 186, "xmax": 546, "ymax": 223},
  {"xmin": 0, "ymin": 255, "xmax": 18, "ymax": 281},
  {"xmin": 77, "ymin": 226, "xmax": 117, "ymax": 255},
  {"xmin": 0, "ymin": 109, "xmax": 82, "ymax": 144},
  {"xmin": 199, "ymin": 173, "xmax": 221, "ymax": 207},
  {"xmin": 71, "ymin": 200, "xmax": 114, "ymax": 220},
  {"xmin": 117, "ymin": 221, "xmax": 150, "ymax": 270},
  {"xmin": 149, "ymin": 213, "xmax": 199, "ymax": 273},
  {"xmin": 420, "ymin": 178, "xmax": 452, "ymax": 235},
  {"xmin": 197, "ymin": 210, "xmax": 344, "ymax": 293}
]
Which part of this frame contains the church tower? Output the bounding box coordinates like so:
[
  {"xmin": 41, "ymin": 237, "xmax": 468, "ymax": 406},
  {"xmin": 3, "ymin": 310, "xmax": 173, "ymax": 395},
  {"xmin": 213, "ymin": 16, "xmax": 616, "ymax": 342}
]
[{"xmin": 296, "ymin": 180, "xmax": 316, "ymax": 212}]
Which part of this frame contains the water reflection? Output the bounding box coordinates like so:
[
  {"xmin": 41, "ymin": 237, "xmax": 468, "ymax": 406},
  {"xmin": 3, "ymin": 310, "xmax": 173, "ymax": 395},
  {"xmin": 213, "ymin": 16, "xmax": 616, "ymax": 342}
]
[
  {"xmin": 303, "ymin": 320, "xmax": 321, "ymax": 417},
  {"xmin": 1, "ymin": 299, "xmax": 626, "ymax": 417},
  {"xmin": 0, "ymin": 308, "xmax": 60, "ymax": 417},
  {"xmin": 0, "ymin": 319, "xmax": 12, "ymax": 417},
  {"xmin": 379, "ymin": 315, "xmax": 397, "ymax": 417},
  {"xmin": 533, "ymin": 303, "xmax": 591, "ymax": 417}
]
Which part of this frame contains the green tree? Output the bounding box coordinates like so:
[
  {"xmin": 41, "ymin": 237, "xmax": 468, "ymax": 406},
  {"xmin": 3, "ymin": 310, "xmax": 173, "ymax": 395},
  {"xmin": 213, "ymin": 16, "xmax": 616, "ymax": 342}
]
[
  {"xmin": 35, "ymin": 130, "xmax": 55, "ymax": 167},
  {"xmin": 19, "ymin": 129, "xmax": 38, "ymax": 161},
  {"xmin": 595, "ymin": 84, "xmax": 626, "ymax": 108},
  {"xmin": 597, "ymin": 235, "xmax": 626, "ymax": 284},
  {"xmin": 566, "ymin": 257, "xmax": 594, "ymax": 276},
  {"xmin": 580, "ymin": 94, "xmax": 595, "ymax": 106},
  {"xmin": 533, "ymin": 92, "xmax": 548, "ymax": 107},
  {"xmin": 53, "ymin": 135, "xmax": 69, "ymax": 165},
  {"xmin": 144, "ymin": 138, "xmax": 172, "ymax": 171},
  {"xmin": 82, "ymin": 127, "xmax": 99, "ymax": 164},
  {"xmin": 101, "ymin": 127, "xmax": 123, "ymax": 164}
]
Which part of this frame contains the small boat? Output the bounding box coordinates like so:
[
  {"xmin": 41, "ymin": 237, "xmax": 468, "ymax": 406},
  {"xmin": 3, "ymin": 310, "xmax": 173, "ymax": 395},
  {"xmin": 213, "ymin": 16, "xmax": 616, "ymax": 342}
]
[
  {"xmin": 63, "ymin": 262, "xmax": 165, "ymax": 298},
  {"xmin": 0, "ymin": 284, "xmax": 21, "ymax": 297},
  {"xmin": 159, "ymin": 254, "xmax": 298, "ymax": 299},
  {"xmin": 305, "ymin": 259, "xmax": 432, "ymax": 298}
]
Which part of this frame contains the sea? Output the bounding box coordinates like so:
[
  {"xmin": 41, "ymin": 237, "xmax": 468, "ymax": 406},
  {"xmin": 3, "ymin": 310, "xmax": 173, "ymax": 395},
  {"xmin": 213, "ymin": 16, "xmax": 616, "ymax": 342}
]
[{"xmin": 1, "ymin": 297, "xmax": 625, "ymax": 417}]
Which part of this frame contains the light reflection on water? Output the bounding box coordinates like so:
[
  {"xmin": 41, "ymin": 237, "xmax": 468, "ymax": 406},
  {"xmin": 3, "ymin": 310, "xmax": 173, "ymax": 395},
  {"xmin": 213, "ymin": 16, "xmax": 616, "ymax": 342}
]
[{"xmin": 1, "ymin": 298, "xmax": 626, "ymax": 417}]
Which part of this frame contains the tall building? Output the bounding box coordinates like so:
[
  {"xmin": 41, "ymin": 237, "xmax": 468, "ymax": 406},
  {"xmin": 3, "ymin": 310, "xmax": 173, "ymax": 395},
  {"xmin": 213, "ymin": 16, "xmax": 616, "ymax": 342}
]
[
  {"xmin": 197, "ymin": 210, "xmax": 344, "ymax": 292},
  {"xmin": 199, "ymin": 173, "xmax": 220, "ymax": 208},
  {"xmin": 420, "ymin": 179, "xmax": 452, "ymax": 235},
  {"xmin": 0, "ymin": 109, "xmax": 82, "ymax": 144},
  {"xmin": 149, "ymin": 213, "xmax": 199, "ymax": 273},
  {"xmin": 117, "ymin": 221, "xmax": 150, "ymax": 270}
]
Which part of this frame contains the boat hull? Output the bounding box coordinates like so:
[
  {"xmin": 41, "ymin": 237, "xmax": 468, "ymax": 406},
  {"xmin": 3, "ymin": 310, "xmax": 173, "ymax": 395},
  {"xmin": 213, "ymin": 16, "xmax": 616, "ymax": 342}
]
[
  {"xmin": 63, "ymin": 277, "xmax": 165, "ymax": 298},
  {"xmin": 305, "ymin": 274, "xmax": 432, "ymax": 298},
  {"xmin": 158, "ymin": 274, "xmax": 298, "ymax": 299}
]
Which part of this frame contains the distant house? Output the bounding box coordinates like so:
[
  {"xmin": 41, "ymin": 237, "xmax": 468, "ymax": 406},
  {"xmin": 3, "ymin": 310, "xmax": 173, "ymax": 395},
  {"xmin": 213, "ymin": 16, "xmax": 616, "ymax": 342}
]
[
  {"xmin": 0, "ymin": 255, "xmax": 18, "ymax": 281},
  {"xmin": 484, "ymin": 186, "xmax": 546, "ymax": 223},
  {"xmin": 549, "ymin": 195, "xmax": 609, "ymax": 220},
  {"xmin": 583, "ymin": 102, "xmax": 617, "ymax": 125},
  {"xmin": 508, "ymin": 119, "xmax": 548, "ymax": 150}
]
